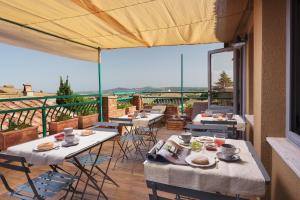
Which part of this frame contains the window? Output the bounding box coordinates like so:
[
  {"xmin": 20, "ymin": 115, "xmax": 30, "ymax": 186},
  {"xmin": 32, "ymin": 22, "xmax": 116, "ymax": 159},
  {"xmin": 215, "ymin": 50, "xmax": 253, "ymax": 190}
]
[{"xmin": 287, "ymin": 0, "xmax": 300, "ymax": 147}]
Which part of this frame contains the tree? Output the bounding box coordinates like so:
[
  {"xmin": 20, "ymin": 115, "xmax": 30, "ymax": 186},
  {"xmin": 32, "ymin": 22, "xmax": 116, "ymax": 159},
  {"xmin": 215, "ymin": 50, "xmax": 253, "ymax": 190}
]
[
  {"xmin": 56, "ymin": 76, "xmax": 73, "ymax": 104},
  {"xmin": 214, "ymin": 71, "xmax": 233, "ymax": 89}
]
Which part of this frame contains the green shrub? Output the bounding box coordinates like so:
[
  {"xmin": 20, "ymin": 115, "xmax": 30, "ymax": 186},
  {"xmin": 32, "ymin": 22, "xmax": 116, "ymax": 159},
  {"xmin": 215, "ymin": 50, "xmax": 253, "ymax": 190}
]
[
  {"xmin": 55, "ymin": 113, "xmax": 72, "ymax": 122},
  {"xmin": 117, "ymin": 103, "xmax": 132, "ymax": 110},
  {"xmin": 5, "ymin": 121, "xmax": 31, "ymax": 132}
]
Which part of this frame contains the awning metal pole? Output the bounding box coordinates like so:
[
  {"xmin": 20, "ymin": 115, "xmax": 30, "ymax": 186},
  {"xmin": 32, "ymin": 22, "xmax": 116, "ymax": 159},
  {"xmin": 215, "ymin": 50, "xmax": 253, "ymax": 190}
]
[
  {"xmin": 180, "ymin": 54, "xmax": 184, "ymax": 114},
  {"xmin": 98, "ymin": 48, "xmax": 103, "ymax": 122}
]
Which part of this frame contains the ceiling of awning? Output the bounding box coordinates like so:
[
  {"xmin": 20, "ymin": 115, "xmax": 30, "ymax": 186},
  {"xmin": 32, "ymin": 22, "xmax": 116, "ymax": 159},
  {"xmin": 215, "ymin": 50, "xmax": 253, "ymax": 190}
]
[{"xmin": 0, "ymin": 0, "xmax": 249, "ymax": 62}]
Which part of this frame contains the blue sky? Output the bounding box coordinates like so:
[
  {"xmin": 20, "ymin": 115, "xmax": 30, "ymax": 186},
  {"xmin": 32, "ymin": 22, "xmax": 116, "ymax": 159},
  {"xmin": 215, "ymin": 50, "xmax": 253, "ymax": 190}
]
[{"xmin": 0, "ymin": 42, "xmax": 225, "ymax": 93}]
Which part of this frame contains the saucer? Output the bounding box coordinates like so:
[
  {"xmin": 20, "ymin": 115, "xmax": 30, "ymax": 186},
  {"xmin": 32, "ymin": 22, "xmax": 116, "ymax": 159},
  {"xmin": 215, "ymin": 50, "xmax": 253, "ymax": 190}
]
[
  {"xmin": 62, "ymin": 141, "xmax": 79, "ymax": 147},
  {"xmin": 179, "ymin": 142, "xmax": 190, "ymax": 146},
  {"xmin": 216, "ymin": 152, "xmax": 240, "ymax": 162}
]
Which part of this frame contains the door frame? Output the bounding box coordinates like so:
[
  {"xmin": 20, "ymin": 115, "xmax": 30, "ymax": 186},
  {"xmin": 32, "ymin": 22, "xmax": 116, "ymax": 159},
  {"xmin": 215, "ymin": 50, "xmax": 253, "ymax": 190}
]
[{"xmin": 208, "ymin": 44, "xmax": 245, "ymax": 114}]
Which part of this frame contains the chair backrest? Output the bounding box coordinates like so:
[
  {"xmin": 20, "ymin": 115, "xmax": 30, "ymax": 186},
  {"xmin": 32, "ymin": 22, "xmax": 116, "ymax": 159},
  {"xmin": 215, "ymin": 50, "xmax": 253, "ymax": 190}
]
[
  {"xmin": 201, "ymin": 120, "xmax": 237, "ymax": 126},
  {"xmin": 0, "ymin": 153, "xmax": 29, "ymax": 173},
  {"xmin": 92, "ymin": 122, "xmax": 119, "ymax": 132},
  {"xmin": 191, "ymin": 102, "xmax": 208, "ymax": 119},
  {"xmin": 208, "ymin": 105, "xmax": 233, "ymax": 114},
  {"xmin": 109, "ymin": 117, "xmax": 133, "ymax": 126},
  {"xmin": 185, "ymin": 123, "xmax": 229, "ymax": 137}
]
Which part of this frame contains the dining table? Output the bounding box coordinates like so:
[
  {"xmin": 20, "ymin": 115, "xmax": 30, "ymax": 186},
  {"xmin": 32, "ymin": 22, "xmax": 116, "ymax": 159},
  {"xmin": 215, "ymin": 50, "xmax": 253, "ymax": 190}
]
[
  {"xmin": 192, "ymin": 114, "xmax": 246, "ymax": 132},
  {"xmin": 144, "ymin": 135, "xmax": 270, "ymax": 200},
  {"xmin": 5, "ymin": 129, "xmax": 118, "ymax": 199}
]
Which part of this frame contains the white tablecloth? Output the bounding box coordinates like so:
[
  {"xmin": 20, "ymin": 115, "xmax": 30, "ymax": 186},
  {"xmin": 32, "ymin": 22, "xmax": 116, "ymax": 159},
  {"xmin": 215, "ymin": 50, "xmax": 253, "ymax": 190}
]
[
  {"xmin": 144, "ymin": 136, "xmax": 266, "ymax": 197},
  {"xmin": 192, "ymin": 114, "xmax": 246, "ymax": 131},
  {"xmin": 120, "ymin": 113, "xmax": 163, "ymax": 127},
  {"xmin": 6, "ymin": 130, "xmax": 118, "ymax": 166}
]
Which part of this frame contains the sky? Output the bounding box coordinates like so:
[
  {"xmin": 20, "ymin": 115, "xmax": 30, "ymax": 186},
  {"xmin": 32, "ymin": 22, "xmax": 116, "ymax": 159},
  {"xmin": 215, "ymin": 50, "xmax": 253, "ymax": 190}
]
[{"xmin": 0, "ymin": 42, "xmax": 228, "ymax": 93}]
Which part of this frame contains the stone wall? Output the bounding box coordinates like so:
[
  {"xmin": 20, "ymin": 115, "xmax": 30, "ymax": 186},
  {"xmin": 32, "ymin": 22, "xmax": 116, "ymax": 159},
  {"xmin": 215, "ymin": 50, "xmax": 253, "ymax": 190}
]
[{"xmin": 102, "ymin": 96, "xmax": 125, "ymax": 122}]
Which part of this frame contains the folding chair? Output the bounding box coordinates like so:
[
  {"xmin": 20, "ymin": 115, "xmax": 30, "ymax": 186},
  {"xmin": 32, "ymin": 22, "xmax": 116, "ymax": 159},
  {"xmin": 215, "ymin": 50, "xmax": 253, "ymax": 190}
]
[
  {"xmin": 185, "ymin": 123, "xmax": 230, "ymax": 138},
  {"xmin": 110, "ymin": 117, "xmax": 145, "ymax": 169},
  {"xmin": 137, "ymin": 115, "xmax": 164, "ymax": 148},
  {"xmin": 207, "ymin": 105, "xmax": 234, "ymax": 114},
  {"xmin": 66, "ymin": 122, "xmax": 119, "ymax": 200},
  {"xmin": 191, "ymin": 102, "xmax": 209, "ymax": 120},
  {"xmin": 200, "ymin": 120, "xmax": 238, "ymax": 138},
  {"xmin": 0, "ymin": 153, "xmax": 77, "ymax": 200}
]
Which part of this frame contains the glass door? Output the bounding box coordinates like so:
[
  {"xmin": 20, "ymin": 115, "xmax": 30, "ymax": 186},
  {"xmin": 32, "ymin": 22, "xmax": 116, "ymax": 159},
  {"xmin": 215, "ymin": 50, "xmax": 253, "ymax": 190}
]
[{"xmin": 208, "ymin": 46, "xmax": 244, "ymax": 114}]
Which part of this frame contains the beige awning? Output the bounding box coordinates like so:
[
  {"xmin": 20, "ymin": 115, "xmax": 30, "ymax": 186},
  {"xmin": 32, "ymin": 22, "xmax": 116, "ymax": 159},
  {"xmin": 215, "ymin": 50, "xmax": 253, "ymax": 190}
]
[{"xmin": 0, "ymin": 0, "xmax": 248, "ymax": 62}]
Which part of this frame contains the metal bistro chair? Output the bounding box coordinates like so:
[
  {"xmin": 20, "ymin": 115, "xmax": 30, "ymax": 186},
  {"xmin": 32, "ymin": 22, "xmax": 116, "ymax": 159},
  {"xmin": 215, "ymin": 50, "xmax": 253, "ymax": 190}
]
[
  {"xmin": 0, "ymin": 153, "xmax": 77, "ymax": 200},
  {"xmin": 66, "ymin": 122, "xmax": 119, "ymax": 200},
  {"xmin": 137, "ymin": 115, "xmax": 163, "ymax": 148},
  {"xmin": 200, "ymin": 120, "xmax": 238, "ymax": 139},
  {"xmin": 185, "ymin": 123, "xmax": 230, "ymax": 138},
  {"xmin": 109, "ymin": 117, "xmax": 145, "ymax": 166}
]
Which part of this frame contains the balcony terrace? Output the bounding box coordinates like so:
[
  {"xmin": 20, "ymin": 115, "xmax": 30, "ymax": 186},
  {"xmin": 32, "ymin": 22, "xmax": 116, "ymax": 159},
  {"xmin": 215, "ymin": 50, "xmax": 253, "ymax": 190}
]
[{"xmin": 0, "ymin": 0, "xmax": 299, "ymax": 200}]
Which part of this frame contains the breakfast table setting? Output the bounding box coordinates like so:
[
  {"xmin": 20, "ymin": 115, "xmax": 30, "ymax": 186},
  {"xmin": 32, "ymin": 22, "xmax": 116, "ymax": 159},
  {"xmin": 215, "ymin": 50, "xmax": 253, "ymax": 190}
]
[
  {"xmin": 192, "ymin": 112, "xmax": 246, "ymax": 132},
  {"xmin": 144, "ymin": 132, "xmax": 270, "ymax": 200},
  {"xmin": 3, "ymin": 128, "xmax": 118, "ymax": 199},
  {"xmin": 116, "ymin": 111, "xmax": 164, "ymax": 128},
  {"xmin": 5, "ymin": 128, "xmax": 118, "ymax": 165}
]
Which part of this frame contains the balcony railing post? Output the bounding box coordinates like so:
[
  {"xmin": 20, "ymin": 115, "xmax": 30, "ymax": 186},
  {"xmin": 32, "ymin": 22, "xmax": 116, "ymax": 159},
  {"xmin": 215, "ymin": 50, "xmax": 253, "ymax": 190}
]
[
  {"xmin": 98, "ymin": 48, "xmax": 103, "ymax": 122},
  {"xmin": 180, "ymin": 53, "xmax": 184, "ymax": 114},
  {"xmin": 42, "ymin": 99, "xmax": 47, "ymax": 137}
]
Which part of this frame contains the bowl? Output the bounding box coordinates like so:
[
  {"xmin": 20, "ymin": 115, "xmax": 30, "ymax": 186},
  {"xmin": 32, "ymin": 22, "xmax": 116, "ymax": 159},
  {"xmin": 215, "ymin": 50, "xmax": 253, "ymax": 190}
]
[{"xmin": 54, "ymin": 133, "xmax": 65, "ymax": 141}]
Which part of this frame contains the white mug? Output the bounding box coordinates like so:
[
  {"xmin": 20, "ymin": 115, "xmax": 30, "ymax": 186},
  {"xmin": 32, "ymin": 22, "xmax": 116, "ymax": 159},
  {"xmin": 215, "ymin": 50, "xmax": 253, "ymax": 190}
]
[
  {"xmin": 63, "ymin": 127, "xmax": 73, "ymax": 135},
  {"xmin": 64, "ymin": 134, "xmax": 75, "ymax": 144},
  {"xmin": 221, "ymin": 144, "xmax": 240, "ymax": 158},
  {"xmin": 178, "ymin": 132, "xmax": 192, "ymax": 144}
]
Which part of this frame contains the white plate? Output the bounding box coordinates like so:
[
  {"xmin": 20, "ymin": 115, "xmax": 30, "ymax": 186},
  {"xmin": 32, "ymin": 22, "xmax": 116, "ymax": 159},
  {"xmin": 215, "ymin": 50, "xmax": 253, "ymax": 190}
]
[
  {"xmin": 33, "ymin": 144, "xmax": 59, "ymax": 152},
  {"xmin": 185, "ymin": 153, "xmax": 216, "ymax": 168},
  {"xmin": 79, "ymin": 130, "xmax": 95, "ymax": 136},
  {"xmin": 196, "ymin": 136, "xmax": 214, "ymax": 143}
]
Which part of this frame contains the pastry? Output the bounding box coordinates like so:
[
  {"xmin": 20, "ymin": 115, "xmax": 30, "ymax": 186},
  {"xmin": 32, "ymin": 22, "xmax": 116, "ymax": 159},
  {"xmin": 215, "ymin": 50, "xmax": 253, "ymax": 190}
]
[
  {"xmin": 81, "ymin": 130, "xmax": 93, "ymax": 136},
  {"xmin": 37, "ymin": 142, "xmax": 54, "ymax": 150},
  {"xmin": 192, "ymin": 155, "xmax": 209, "ymax": 165}
]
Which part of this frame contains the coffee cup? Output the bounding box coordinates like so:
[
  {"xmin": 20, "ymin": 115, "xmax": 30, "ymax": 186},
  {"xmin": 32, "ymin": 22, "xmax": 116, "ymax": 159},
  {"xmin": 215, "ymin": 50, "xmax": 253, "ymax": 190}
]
[
  {"xmin": 178, "ymin": 132, "xmax": 192, "ymax": 144},
  {"xmin": 221, "ymin": 144, "xmax": 240, "ymax": 158},
  {"xmin": 64, "ymin": 134, "xmax": 75, "ymax": 144},
  {"xmin": 226, "ymin": 113, "xmax": 234, "ymax": 120},
  {"xmin": 63, "ymin": 127, "xmax": 73, "ymax": 135}
]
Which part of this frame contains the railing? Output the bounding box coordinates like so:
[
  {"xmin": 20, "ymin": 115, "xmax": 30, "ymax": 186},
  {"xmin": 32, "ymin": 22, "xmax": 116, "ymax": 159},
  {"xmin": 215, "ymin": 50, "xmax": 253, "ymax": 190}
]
[
  {"xmin": 115, "ymin": 91, "xmax": 209, "ymax": 106},
  {"xmin": 0, "ymin": 94, "xmax": 99, "ymax": 137},
  {"xmin": 115, "ymin": 90, "xmax": 234, "ymax": 108}
]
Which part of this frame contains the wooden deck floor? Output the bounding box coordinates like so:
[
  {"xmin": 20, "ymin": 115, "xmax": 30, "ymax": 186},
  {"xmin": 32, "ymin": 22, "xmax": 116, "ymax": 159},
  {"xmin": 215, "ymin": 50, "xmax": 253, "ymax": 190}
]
[{"xmin": 0, "ymin": 127, "xmax": 180, "ymax": 200}]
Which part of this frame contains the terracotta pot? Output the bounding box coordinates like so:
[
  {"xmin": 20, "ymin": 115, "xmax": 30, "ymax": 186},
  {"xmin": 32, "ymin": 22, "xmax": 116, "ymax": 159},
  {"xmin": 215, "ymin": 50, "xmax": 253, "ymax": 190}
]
[
  {"xmin": 125, "ymin": 106, "xmax": 137, "ymax": 114},
  {"xmin": 78, "ymin": 114, "xmax": 99, "ymax": 129},
  {"xmin": 165, "ymin": 105, "xmax": 179, "ymax": 119},
  {"xmin": 48, "ymin": 118, "xmax": 78, "ymax": 135},
  {"xmin": 166, "ymin": 118, "xmax": 185, "ymax": 130},
  {"xmin": 184, "ymin": 107, "xmax": 193, "ymax": 120},
  {"xmin": 0, "ymin": 126, "xmax": 38, "ymax": 150}
]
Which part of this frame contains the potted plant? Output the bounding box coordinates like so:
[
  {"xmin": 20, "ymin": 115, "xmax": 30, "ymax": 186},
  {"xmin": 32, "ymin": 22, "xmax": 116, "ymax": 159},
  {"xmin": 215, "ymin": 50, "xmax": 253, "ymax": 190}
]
[
  {"xmin": 184, "ymin": 103, "xmax": 193, "ymax": 120},
  {"xmin": 0, "ymin": 122, "xmax": 38, "ymax": 150},
  {"xmin": 78, "ymin": 109, "xmax": 99, "ymax": 129},
  {"xmin": 48, "ymin": 113, "xmax": 78, "ymax": 135},
  {"xmin": 117, "ymin": 103, "xmax": 136, "ymax": 115}
]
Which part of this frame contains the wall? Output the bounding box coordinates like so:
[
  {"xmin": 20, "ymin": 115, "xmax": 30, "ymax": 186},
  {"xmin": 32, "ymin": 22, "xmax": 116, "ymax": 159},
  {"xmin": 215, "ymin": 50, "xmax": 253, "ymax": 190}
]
[
  {"xmin": 247, "ymin": 0, "xmax": 300, "ymax": 200},
  {"xmin": 271, "ymin": 150, "xmax": 300, "ymax": 200},
  {"xmin": 102, "ymin": 96, "xmax": 125, "ymax": 122},
  {"xmin": 252, "ymin": 0, "xmax": 286, "ymax": 170}
]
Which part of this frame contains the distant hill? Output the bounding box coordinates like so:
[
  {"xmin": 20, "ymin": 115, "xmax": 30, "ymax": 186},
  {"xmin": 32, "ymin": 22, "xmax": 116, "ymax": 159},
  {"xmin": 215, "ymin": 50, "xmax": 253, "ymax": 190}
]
[{"xmin": 78, "ymin": 87, "xmax": 208, "ymax": 95}]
